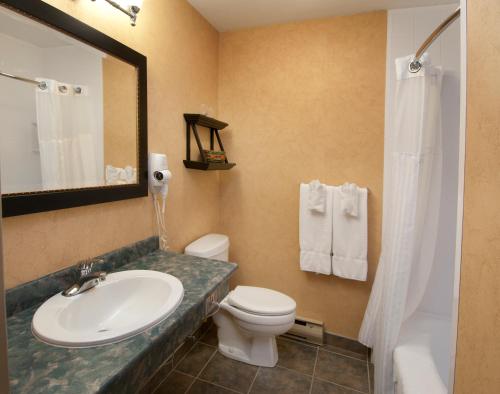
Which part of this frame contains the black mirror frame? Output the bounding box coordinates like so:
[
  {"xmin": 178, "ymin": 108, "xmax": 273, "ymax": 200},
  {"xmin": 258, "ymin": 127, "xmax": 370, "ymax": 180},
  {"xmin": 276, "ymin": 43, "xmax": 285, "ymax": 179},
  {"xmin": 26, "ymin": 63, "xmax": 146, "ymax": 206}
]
[{"xmin": 0, "ymin": 0, "xmax": 148, "ymax": 217}]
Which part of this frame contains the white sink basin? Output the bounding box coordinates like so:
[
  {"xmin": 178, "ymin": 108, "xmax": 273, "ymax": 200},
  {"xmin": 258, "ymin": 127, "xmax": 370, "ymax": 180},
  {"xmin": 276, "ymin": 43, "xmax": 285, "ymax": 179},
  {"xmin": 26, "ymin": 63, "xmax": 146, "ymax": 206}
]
[{"xmin": 32, "ymin": 270, "xmax": 184, "ymax": 348}]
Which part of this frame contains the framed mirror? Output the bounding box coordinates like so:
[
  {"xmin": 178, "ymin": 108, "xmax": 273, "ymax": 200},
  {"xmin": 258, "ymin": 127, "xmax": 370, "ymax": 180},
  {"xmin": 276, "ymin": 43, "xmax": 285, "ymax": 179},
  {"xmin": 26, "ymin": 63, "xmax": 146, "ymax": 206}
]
[{"xmin": 0, "ymin": 0, "xmax": 147, "ymax": 217}]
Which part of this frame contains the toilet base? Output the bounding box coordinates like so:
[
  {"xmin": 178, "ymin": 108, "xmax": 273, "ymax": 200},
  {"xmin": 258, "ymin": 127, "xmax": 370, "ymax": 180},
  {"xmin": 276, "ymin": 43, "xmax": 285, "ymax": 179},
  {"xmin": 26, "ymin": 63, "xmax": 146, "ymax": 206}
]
[
  {"xmin": 213, "ymin": 294, "xmax": 295, "ymax": 368},
  {"xmin": 218, "ymin": 336, "xmax": 278, "ymax": 368},
  {"xmin": 213, "ymin": 307, "xmax": 286, "ymax": 367}
]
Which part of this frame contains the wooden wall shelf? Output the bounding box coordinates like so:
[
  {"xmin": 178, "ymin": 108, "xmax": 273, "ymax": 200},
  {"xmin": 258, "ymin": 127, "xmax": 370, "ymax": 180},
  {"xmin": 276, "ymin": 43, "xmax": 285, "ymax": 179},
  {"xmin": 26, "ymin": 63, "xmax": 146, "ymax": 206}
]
[
  {"xmin": 184, "ymin": 114, "xmax": 228, "ymax": 130},
  {"xmin": 183, "ymin": 161, "xmax": 236, "ymax": 171},
  {"xmin": 183, "ymin": 114, "xmax": 236, "ymax": 171}
]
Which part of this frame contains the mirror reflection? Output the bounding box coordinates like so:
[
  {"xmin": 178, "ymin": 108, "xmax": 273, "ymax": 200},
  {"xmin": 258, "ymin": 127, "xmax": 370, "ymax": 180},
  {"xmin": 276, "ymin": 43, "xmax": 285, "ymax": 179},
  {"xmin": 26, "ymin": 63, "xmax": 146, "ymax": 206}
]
[{"xmin": 0, "ymin": 5, "xmax": 138, "ymax": 194}]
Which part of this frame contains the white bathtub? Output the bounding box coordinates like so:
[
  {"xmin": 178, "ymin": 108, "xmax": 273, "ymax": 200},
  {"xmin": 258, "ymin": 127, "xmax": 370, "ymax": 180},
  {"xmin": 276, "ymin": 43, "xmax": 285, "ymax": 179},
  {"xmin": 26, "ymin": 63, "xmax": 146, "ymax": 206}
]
[{"xmin": 394, "ymin": 311, "xmax": 451, "ymax": 394}]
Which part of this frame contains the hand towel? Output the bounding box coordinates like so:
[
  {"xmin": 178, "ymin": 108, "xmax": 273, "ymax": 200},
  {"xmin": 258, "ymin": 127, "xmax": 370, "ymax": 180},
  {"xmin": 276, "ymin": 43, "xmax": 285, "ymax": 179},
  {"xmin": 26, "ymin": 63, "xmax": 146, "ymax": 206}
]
[
  {"xmin": 340, "ymin": 182, "xmax": 359, "ymax": 217},
  {"xmin": 308, "ymin": 180, "xmax": 327, "ymax": 213},
  {"xmin": 300, "ymin": 183, "xmax": 333, "ymax": 275},
  {"xmin": 332, "ymin": 186, "xmax": 368, "ymax": 281}
]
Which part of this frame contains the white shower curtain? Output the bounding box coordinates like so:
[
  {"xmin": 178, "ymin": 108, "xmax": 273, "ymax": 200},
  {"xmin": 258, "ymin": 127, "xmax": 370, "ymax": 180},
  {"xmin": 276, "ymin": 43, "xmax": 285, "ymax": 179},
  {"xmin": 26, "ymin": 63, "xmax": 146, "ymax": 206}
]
[
  {"xmin": 358, "ymin": 55, "xmax": 443, "ymax": 394},
  {"xmin": 36, "ymin": 79, "xmax": 100, "ymax": 190}
]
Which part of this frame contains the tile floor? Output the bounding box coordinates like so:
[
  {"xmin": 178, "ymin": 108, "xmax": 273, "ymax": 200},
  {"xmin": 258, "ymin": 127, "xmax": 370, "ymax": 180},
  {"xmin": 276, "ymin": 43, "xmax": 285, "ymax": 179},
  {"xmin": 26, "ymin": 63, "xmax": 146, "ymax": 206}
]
[{"xmin": 153, "ymin": 324, "xmax": 374, "ymax": 394}]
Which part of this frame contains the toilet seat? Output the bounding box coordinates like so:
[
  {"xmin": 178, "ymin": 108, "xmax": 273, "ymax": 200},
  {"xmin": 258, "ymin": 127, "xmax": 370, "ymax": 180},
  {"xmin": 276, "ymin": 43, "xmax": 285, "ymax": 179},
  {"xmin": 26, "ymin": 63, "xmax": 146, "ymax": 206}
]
[
  {"xmin": 220, "ymin": 286, "xmax": 296, "ymax": 326},
  {"xmin": 228, "ymin": 286, "xmax": 296, "ymax": 316},
  {"xmin": 219, "ymin": 299, "xmax": 295, "ymax": 326}
]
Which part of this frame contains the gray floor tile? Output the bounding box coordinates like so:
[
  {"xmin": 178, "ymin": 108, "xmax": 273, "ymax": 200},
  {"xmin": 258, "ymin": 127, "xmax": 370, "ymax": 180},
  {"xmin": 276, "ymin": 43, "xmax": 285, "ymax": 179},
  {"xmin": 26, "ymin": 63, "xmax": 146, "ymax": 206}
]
[
  {"xmin": 368, "ymin": 364, "xmax": 374, "ymax": 393},
  {"xmin": 199, "ymin": 324, "xmax": 218, "ymax": 347},
  {"xmin": 250, "ymin": 366, "xmax": 311, "ymax": 394},
  {"xmin": 199, "ymin": 352, "xmax": 258, "ymax": 392},
  {"xmin": 280, "ymin": 335, "xmax": 320, "ymax": 348},
  {"xmin": 173, "ymin": 338, "xmax": 197, "ymax": 367},
  {"xmin": 177, "ymin": 343, "xmax": 216, "ymax": 376},
  {"xmin": 311, "ymin": 378, "xmax": 360, "ymax": 394},
  {"xmin": 315, "ymin": 350, "xmax": 369, "ymax": 393},
  {"xmin": 140, "ymin": 359, "xmax": 173, "ymax": 394},
  {"xmin": 188, "ymin": 379, "xmax": 236, "ymax": 394},
  {"xmin": 323, "ymin": 335, "xmax": 367, "ymax": 361},
  {"xmin": 193, "ymin": 320, "xmax": 213, "ymax": 341},
  {"xmin": 155, "ymin": 371, "xmax": 194, "ymax": 394},
  {"xmin": 322, "ymin": 344, "xmax": 367, "ymax": 361},
  {"xmin": 325, "ymin": 335, "xmax": 367, "ymax": 354},
  {"xmin": 276, "ymin": 338, "xmax": 317, "ymax": 375}
]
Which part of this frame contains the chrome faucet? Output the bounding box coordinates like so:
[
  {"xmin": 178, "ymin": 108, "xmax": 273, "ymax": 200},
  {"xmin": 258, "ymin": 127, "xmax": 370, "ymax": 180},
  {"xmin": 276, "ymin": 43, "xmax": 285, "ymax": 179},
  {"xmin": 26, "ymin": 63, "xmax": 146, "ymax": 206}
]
[{"xmin": 62, "ymin": 259, "xmax": 107, "ymax": 297}]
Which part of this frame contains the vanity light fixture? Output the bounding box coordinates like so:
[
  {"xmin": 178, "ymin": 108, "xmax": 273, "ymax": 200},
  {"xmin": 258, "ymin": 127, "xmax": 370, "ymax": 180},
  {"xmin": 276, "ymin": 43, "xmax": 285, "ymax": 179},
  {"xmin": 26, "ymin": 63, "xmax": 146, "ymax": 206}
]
[{"xmin": 92, "ymin": 0, "xmax": 143, "ymax": 26}]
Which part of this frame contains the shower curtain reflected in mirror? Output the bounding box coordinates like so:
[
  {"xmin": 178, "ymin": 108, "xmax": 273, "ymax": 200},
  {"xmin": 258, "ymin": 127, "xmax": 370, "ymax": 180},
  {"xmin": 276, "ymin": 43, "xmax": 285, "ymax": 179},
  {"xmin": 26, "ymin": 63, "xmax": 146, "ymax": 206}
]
[
  {"xmin": 36, "ymin": 79, "xmax": 101, "ymax": 191},
  {"xmin": 359, "ymin": 54, "xmax": 443, "ymax": 394}
]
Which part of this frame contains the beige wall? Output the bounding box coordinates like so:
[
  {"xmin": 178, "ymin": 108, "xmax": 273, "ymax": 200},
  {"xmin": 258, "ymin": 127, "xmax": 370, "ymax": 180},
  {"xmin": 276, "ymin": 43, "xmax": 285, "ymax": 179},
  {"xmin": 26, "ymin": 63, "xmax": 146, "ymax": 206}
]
[
  {"xmin": 218, "ymin": 12, "xmax": 386, "ymax": 338},
  {"xmin": 2, "ymin": 6, "xmax": 386, "ymax": 338},
  {"xmin": 103, "ymin": 56, "xmax": 138, "ymax": 169},
  {"xmin": 455, "ymin": 1, "xmax": 500, "ymax": 392},
  {"xmin": 2, "ymin": 0, "xmax": 220, "ymax": 288},
  {"xmin": 3, "ymin": 0, "xmax": 500, "ymax": 388}
]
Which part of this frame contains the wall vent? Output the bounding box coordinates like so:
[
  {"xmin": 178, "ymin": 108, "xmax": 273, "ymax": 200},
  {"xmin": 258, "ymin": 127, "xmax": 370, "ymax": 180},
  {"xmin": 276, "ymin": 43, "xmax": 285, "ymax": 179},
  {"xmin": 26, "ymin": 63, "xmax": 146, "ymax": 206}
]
[{"xmin": 283, "ymin": 316, "xmax": 324, "ymax": 345}]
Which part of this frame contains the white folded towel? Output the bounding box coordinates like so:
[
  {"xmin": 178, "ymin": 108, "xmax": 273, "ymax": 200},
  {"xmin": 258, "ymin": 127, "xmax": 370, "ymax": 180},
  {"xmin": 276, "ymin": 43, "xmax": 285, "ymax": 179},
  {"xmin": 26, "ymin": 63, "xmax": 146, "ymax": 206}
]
[
  {"xmin": 332, "ymin": 185, "xmax": 368, "ymax": 281},
  {"xmin": 300, "ymin": 183, "xmax": 333, "ymax": 275},
  {"xmin": 308, "ymin": 180, "xmax": 327, "ymax": 213},
  {"xmin": 340, "ymin": 182, "xmax": 359, "ymax": 217},
  {"xmin": 106, "ymin": 165, "xmax": 137, "ymax": 185}
]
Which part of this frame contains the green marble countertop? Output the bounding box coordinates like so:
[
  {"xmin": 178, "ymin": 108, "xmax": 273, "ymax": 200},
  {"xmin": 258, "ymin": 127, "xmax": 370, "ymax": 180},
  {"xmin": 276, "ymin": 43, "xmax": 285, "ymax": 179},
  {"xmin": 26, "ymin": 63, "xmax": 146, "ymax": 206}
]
[{"xmin": 7, "ymin": 250, "xmax": 237, "ymax": 394}]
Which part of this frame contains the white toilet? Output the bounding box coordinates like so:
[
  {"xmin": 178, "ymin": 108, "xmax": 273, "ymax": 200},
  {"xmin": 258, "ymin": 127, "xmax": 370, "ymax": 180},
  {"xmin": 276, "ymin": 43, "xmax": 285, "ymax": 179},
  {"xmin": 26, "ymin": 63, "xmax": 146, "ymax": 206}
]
[{"xmin": 185, "ymin": 234, "xmax": 296, "ymax": 367}]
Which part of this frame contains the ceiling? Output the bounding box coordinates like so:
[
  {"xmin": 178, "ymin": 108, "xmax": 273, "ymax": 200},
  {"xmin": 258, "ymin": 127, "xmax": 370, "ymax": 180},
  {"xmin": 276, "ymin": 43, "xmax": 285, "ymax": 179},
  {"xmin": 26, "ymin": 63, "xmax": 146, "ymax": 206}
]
[{"xmin": 187, "ymin": 0, "xmax": 458, "ymax": 32}]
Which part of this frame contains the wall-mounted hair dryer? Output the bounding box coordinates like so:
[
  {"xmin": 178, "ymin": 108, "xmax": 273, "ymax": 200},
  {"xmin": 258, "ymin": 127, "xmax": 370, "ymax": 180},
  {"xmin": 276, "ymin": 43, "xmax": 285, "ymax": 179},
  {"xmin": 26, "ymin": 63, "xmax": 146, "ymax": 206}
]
[
  {"xmin": 148, "ymin": 153, "xmax": 172, "ymax": 202},
  {"xmin": 148, "ymin": 153, "xmax": 171, "ymax": 250}
]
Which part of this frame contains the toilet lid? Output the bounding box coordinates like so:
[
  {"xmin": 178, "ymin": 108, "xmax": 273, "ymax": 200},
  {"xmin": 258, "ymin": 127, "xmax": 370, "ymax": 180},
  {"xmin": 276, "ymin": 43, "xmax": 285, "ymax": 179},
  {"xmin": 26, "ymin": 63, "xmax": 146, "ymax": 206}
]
[{"xmin": 228, "ymin": 286, "xmax": 296, "ymax": 316}]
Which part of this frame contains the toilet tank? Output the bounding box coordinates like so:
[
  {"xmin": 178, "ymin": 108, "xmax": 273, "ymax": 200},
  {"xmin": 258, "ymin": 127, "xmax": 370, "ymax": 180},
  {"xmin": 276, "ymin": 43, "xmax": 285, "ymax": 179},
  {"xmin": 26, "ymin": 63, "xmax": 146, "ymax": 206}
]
[{"xmin": 184, "ymin": 234, "xmax": 229, "ymax": 262}]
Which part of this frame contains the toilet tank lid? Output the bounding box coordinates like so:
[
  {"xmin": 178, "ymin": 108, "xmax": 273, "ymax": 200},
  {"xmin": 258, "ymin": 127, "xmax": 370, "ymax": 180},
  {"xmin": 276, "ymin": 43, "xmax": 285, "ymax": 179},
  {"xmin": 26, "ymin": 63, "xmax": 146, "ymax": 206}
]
[
  {"xmin": 184, "ymin": 234, "xmax": 229, "ymax": 258},
  {"xmin": 228, "ymin": 286, "xmax": 296, "ymax": 316}
]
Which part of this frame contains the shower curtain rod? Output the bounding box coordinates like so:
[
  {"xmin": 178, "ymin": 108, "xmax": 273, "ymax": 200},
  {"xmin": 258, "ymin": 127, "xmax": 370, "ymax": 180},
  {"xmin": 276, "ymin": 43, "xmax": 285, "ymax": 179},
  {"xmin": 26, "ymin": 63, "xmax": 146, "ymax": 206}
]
[
  {"xmin": 409, "ymin": 7, "xmax": 461, "ymax": 73},
  {"xmin": 0, "ymin": 71, "xmax": 47, "ymax": 89}
]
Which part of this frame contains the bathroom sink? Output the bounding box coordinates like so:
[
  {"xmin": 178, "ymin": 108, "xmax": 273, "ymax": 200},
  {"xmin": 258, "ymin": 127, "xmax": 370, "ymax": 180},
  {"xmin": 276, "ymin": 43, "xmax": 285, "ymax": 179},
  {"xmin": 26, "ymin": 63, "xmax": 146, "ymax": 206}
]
[{"xmin": 32, "ymin": 270, "xmax": 184, "ymax": 348}]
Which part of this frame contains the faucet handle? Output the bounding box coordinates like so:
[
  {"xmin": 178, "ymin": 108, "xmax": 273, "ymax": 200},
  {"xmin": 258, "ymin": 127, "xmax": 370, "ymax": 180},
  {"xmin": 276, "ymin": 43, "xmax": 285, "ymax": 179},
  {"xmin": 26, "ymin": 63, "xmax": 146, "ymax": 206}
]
[
  {"xmin": 79, "ymin": 261, "xmax": 93, "ymax": 277},
  {"xmin": 78, "ymin": 258, "xmax": 104, "ymax": 277}
]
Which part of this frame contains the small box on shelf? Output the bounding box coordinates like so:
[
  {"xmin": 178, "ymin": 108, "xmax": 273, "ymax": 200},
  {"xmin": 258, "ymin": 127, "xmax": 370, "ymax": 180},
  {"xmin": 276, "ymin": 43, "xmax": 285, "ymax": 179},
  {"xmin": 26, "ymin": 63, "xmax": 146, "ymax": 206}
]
[{"xmin": 203, "ymin": 150, "xmax": 226, "ymax": 163}]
